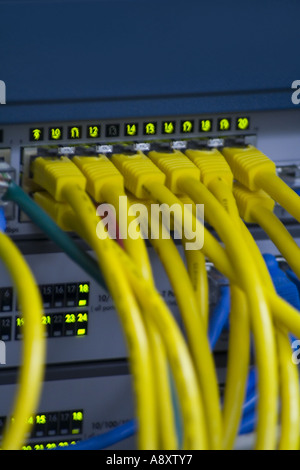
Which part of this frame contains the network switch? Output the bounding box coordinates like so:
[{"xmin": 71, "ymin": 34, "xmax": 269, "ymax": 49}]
[
  {"xmin": 0, "ymin": 367, "xmax": 135, "ymax": 451},
  {"xmin": 0, "ymin": 109, "xmax": 298, "ymax": 239},
  {"xmin": 0, "ymin": 0, "xmax": 299, "ymax": 453}
]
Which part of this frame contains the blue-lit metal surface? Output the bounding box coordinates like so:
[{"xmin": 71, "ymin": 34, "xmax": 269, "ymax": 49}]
[{"xmin": 0, "ymin": 0, "xmax": 299, "ymax": 123}]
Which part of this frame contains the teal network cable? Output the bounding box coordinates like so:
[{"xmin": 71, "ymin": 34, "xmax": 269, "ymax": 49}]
[{"xmin": 2, "ymin": 181, "xmax": 107, "ymax": 290}]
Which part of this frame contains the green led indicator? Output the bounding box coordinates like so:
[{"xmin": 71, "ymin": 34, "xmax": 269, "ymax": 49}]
[
  {"xmin": 42, "ymin": 315, "xmax": 51, "ymax": 325},
  {"xmin": 199, "ymin": 119, "xmax": 212, "ymax": 132},
  {"xmin": 65, "ymin": 313, "xmax": 76, "ymax": 323},
  {"xmin": 16, "ymin": 317, "xmax": 24, "ymax": 327},
  {"xmin": 162, "ymin": 121, "xmax": 175, "ymax": 134},
  {"xmin": 236, "ymin": 117, "xmax": 250, "ymax": 130},
  {"xmin": 58, "ymin": 442, "xmax": 69, "ymax": 447},
  {"xmin": 30, "ymin": 128, "xmax": 44, "ymax": 141},
  {"xmin": 181, "ymin": 120, "xmax": 194, "ymax": 133},
  {"xmin": 34, "ymin": 444, "xmax": 45, "ymax": 450},
  {"xmin": 125, "ymin": 123, "xmax": 138, "ymax": 136},
  {"xmin": 68, "ymin": 126, "xmax": 82, "ymax": 139},
  {"xmin": 218, "ymin": 118, "xmax": 231, "ymax": 131},
  {"xmin": 73, "ymin": 411, "xmax": 83, "ymax": 421},
  {"xmin": 87, "ymin": 125, "xmax": 100, "ymax": 138},
  {"xmin": 78, "ymin": 299, "xmax": 87, "ymax": 306},
  {"xmin": 49, "ymin": 127, "xmax": 63, "ymax": 140},
  {"xmin": 36, "ymin": 414, "xmax": 46, "ymax": 425},
  {"xmin": 77, "ymin": 328, "xmax": 86, "ymax": 336},
  {"xmin": 35, "ymin": 444, "xmax": 45, "ymax": 450},
  {"xmin": 143, "ymin": 122, "xmax": 157, "ymax": 135},
  {"xmin": 77, "ymin": 313, "xmax": 88, "ymax": 322},
  {"xmin": 27, "ymin": 416, "xmax": 34, "ymax": 425},
  {"xmin": 79, "ymin": 283, "xmax": 89, "ymax": 293}
]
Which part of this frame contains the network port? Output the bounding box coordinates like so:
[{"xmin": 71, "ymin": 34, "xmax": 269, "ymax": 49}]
[{"xmin": 275, "ymin": 164, "xmax": 300, "ymax": 220}]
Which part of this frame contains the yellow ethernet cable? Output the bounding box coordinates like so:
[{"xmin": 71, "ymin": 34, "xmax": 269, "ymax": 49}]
[
  {"xmin": 184, "ymin": 147, "xmax": 250, "ymax": 448},
  {"xmin": 223, "ymin": 286, "xmax": 250, "ymax": 448},
  {"xmin": 31, "ymin": 156, "xmax": 157, "ymax": 450},
  {"xmin": 33, "ymin": 158, "xmax": 300, "ymax": 449},
  {"xmin": 72, "ymin": 155, "xmax": 154, "ymax": 285},
  {"xmin": 125, "ymin": 192, "xmax": 211, "ymax": 447},
  {"xmin": 147, "ymin": 149, "xmax": 278, "ymax": 450},
  {"xmin": 240, "ymin": 219, "xmax": 300, "ymax": 450},
  {"xmin": 184, "ymin": 245, "xmax": 209, "ymax": 331},
  {"xmin": 179, "ymin": 195, "xmax": 209, "ymax": 330},
  {"xmin": 185, "ymin": 148, "xmax": 300, "ymax": 449},
  {"xmin": 233, "ymin": 182, "xmax": 300, "ymax": 280},
  {"xmin": 236, "ymin": 227, "xmax": 299, "ymax": 451},
  {"xmin": 111, "ymin": 150, "xmax": 222, "ymax": 450},
  {"xmin": 221, "ymin": 145, "xmax": 300, "ymax": 223},
  {"xmin": 276, "ymin": 325, "xmax": 300, "ymax": 450},
  {"xmin": 0, "ymin": 233, "xmax": 45, "ymax": 450},
  {"xmin": 103, "ymin": 237, "xmax": 208, "ymax": 450},
  {"xmin": 34, "ymin": 192, "xmax": 177, "ymax": 450},
  {"xmin": 103, "ymin": 153, "xmax": 300, "ymax": 368},
  {"xmin": 32, "ymin": 157, "xmax": 207, "ymax": 450},
  {"xmin": 32, "ymin": 155, "xmax": 300, "ymax": 449},
  {"xmin": 71, "ymin": 155, "xmax": 177, "ymax": 450},
  {"xmin": 34, "ymin": 190, "xmax": 207, "ymax": 450},
  {"xmin": 126, "ymin": 192, "xmax": 209, "ymax": 417},
  {"xmin": 232, "ymin": 181, "xmax": 300, "ymax": 449}
]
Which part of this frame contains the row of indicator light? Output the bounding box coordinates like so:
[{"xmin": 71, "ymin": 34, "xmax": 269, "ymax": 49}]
[
  {"xmin": 0, "ymin": 312, "xmax": 89, "ymax": 341},
  {"xmin": 15, "ymin": 312, "xmax": 88, "ymax": 339},
  {"xmin": 21, "ymin": 440, "xmax": 78, "ymax": 450},
  {"xmin": 28, "ymin": 117, "xmax": 250, "ymax": 142},
  {"xmin": 0, "ymin": 409, "xmax": 83, "ymax": 440},
  {"xmin": 38, "ymin": 282, "xmax": 90, "ymax": 310},
  {"xmin": 6, "ymin": 282, "xmax": 89, "ymax": 314}
]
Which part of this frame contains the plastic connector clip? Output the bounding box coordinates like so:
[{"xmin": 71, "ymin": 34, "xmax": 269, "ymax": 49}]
[
  {"xmin": 33, "ymin": 191, "xmax": 73, "ymax": 231},
  {"xmin": 72, "ymin": 155, "xmax": 124, "ymax": 202},
  {"xmin": 31, "ymin": 156, "xmax": 86, "ymax": 202},
  {"xmin": 221, "ymin": 145, "xmax": 276, "ymax": 191},
  {"xmin": 147, "ymin": 150, "xmax": 200, "ymax": 194},
  {"xmin": 111, "ymin": 151, "xmax": 165, "ymax": 199},
  {"xmin": 232, "ymin": 182, "xmax": 275, "ymax": 223},
  {"xmin": 185, "ymin": 148, "xmax": 233, "ymax": 188}
]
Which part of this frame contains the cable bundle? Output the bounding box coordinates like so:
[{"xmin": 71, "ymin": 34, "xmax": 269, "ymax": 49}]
[{"xmin": 1, "ymin": 142, "xmax": 300, "ymax": 450}]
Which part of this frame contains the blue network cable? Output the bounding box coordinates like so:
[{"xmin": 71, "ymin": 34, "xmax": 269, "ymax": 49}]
[
  {"xmin": 208, "ymin": 283, "xmax": 256, "ymax": 408},
  {"xmin": 238, "ymin": 254, "xmax": 300, "ymax": 434},
  {"xmin": 0, "ymin": 207, "xmax": 6, "ymax": 232},
  {"xmin": 208, "ymin": 285, "xmax": 231, "ymax": 349},
  {"xmin": 56, "ymin": 419, "xmax": 137, "ymax": 450},
  {"xmin": 208, "ymin": 253, "xmax": 300, "ymax": 435}
]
